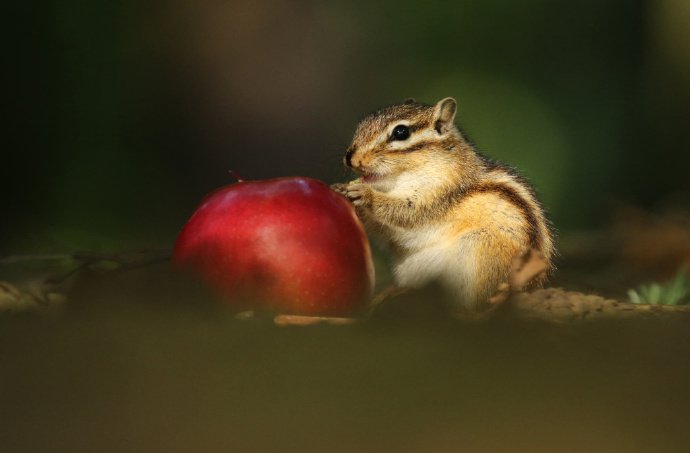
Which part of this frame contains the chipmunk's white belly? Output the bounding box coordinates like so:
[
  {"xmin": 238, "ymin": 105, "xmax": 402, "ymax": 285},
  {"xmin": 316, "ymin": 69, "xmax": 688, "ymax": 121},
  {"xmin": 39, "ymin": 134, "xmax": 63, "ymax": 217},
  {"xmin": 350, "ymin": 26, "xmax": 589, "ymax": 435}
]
[
  {"xmin": 390, "ymin": 222, "xmax": 450, "ymax": 252},
  {"xmin": 388, "ymin": 223, "xmax": 477, "ymax": 292}
]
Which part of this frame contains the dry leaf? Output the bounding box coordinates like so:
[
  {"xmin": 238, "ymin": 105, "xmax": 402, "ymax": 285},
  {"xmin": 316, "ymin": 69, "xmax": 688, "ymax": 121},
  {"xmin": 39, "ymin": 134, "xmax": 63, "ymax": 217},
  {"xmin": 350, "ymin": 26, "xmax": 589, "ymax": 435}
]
[{"xmin": 273, "ymin": 314, "xmax": 358, "ymax": 326}]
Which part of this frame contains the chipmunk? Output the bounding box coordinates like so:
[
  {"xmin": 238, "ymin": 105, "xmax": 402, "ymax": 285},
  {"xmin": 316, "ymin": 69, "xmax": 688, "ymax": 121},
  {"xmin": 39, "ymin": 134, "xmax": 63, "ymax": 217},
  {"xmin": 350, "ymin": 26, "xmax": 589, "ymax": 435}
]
[{"xmin": 333, "ymin": 97, "xmax": 555, "ymax": 312}]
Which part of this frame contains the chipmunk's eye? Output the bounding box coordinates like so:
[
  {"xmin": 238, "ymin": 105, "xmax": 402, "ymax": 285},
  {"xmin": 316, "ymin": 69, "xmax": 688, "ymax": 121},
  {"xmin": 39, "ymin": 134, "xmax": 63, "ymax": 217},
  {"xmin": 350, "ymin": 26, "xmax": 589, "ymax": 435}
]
[{"xmin": 391, "ymin": 124, "xmax": 410, "ymax": 141}]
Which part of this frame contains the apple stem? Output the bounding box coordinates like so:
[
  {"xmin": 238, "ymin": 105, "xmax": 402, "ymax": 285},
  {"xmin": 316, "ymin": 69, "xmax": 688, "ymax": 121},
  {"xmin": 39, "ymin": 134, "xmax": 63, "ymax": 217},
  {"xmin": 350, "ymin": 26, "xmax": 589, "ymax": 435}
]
[{"xmin": 228, "ymin": 170, "xmax": 245, "ymax": 183}]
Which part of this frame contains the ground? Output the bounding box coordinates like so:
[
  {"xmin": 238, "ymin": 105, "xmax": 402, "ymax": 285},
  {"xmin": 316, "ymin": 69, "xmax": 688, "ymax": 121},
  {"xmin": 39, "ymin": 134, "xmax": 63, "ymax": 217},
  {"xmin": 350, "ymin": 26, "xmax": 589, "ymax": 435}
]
[{"xmin": 1, "ymin": 206, "xmax": 690, "ymax": 452}]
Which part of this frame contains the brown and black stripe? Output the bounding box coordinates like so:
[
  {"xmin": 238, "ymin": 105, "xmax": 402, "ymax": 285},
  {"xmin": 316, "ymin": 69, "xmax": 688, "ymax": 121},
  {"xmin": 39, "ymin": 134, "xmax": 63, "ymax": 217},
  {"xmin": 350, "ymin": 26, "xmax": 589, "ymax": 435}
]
[
  {"xmin": 388, "ymin": 136, "xmax": 458, "ymax": 153},
  {"xmin": 463, "ymin": 182, "xmax": 543, "ymax": 251}
]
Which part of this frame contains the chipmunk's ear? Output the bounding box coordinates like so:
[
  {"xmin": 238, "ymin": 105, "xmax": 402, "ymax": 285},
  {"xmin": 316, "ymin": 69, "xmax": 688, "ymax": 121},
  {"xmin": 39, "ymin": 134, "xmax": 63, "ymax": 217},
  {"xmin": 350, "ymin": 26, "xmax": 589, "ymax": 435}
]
[
  {"xmin": 432, "ymin": 97, "xmax": 457, "ymax": 134},
  {"xmin": 403, "ymin": 97, "xmax": 416, "ymax": 104}
]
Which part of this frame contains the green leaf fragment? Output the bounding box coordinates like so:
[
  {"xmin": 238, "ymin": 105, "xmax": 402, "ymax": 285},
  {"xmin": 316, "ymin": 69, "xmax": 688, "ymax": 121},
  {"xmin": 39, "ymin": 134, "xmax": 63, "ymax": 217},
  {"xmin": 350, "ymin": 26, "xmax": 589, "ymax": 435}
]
[{"xmin": 626, "ymin": 267, "xmax": 690, "ymax": 306}]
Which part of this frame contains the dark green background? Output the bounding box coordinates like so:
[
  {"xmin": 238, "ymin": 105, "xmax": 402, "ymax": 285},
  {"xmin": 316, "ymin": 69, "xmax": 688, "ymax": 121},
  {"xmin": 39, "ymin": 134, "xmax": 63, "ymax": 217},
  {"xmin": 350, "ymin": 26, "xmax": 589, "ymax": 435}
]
[{"xmin": 6, "ymin": 0, "xmax": 690, "ymax": 252}]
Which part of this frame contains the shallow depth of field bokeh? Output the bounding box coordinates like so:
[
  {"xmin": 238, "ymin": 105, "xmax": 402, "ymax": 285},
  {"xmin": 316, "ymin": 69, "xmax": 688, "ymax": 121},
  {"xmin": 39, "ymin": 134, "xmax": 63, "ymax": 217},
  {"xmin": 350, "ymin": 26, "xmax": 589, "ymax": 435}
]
[
  {"xmin": 6, "ymin": 0, "xmax": 690, "ymax": 252},
  {"xmin": 4, "ymin": 1, "xmax": 690, "ymax": 452}
]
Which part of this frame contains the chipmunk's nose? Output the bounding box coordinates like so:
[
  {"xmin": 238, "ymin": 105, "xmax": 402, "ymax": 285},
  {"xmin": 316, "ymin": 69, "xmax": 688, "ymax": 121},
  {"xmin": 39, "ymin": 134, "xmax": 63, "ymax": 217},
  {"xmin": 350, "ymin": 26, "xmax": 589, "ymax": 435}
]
[{"xmin": 344, "ymin": 148, "xmax": 355, "ymax": 167}]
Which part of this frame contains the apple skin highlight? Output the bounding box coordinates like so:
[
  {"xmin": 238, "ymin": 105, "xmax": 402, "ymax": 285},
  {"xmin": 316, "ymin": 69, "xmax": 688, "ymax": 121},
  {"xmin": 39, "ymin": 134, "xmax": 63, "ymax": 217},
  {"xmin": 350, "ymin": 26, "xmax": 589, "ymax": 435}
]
[{"xmin": 173, "ymin": 177, "xmax": 374, "ymax": 316}]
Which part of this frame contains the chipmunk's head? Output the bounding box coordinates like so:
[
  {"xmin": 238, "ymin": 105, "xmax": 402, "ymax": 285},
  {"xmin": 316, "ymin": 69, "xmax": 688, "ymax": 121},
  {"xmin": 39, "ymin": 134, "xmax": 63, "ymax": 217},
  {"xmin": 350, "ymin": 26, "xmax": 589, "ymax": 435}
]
[{"xmin": 344, "ymin": 97, "xmax": 462, "ymax": 182}]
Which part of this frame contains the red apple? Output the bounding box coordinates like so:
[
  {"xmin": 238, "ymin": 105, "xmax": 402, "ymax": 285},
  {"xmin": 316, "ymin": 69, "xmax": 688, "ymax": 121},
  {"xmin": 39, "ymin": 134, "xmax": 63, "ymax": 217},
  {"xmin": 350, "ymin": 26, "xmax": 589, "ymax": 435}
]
[{"xmin": 173, "ymin": 177, "xmax": 374, "ymax": 316}]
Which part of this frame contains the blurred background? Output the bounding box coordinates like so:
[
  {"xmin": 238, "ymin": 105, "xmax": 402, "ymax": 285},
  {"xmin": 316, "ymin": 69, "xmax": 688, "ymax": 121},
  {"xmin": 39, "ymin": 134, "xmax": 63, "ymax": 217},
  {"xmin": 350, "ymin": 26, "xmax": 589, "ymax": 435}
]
[
  {"xmin": 4, "ymin": 2, "xmax": 690, "ymax": 452},
  {"xmin": 5, "ymin": 0, "xmax": 690, "ymax": 254}
]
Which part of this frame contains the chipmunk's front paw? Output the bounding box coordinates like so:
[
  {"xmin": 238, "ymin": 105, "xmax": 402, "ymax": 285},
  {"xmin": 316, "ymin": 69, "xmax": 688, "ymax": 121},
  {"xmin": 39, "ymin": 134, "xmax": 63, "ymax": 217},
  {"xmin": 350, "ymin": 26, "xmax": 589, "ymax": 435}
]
[
  {"xmin": 345, "ymin": 182, "xmax": 373, "ymax": 208},
  {"xmin": 330, "ymin": 183, "xmax": 348, "ymax": 195}
]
